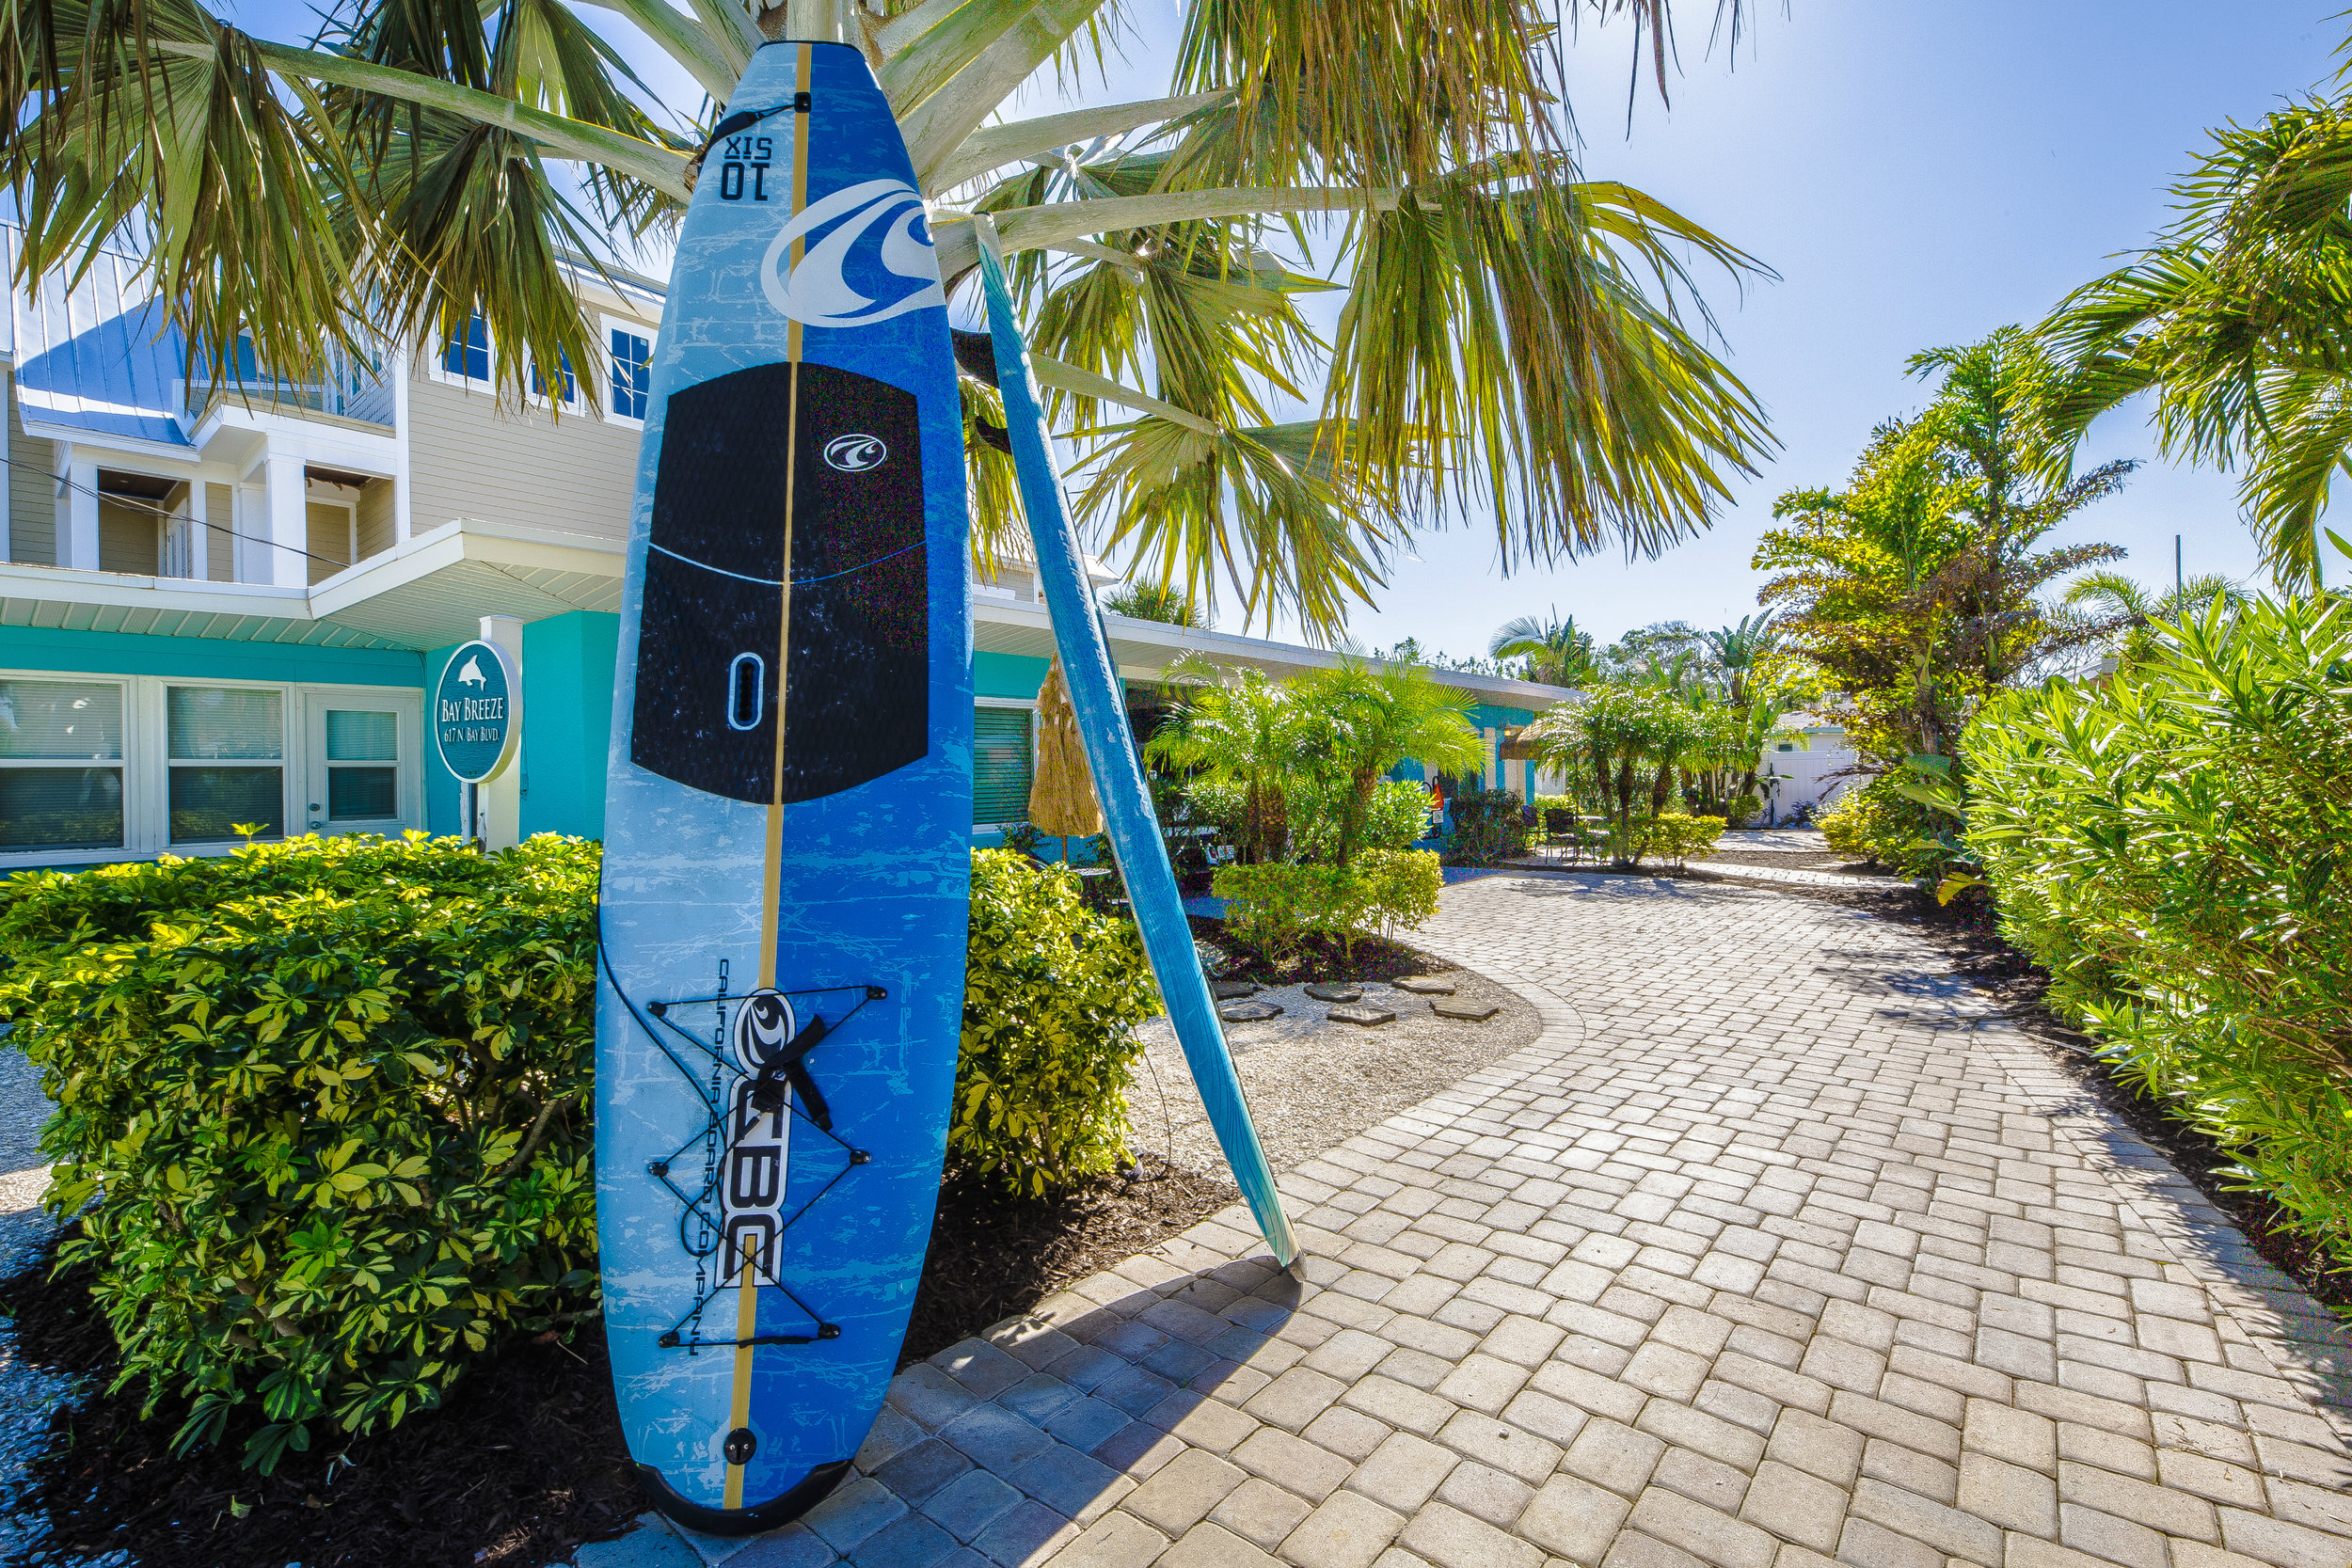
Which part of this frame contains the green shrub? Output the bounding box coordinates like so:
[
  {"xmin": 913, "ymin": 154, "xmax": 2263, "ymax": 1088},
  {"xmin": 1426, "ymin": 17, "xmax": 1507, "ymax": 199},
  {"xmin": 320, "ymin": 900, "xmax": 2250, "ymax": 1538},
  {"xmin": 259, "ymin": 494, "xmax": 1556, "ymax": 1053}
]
[
  {"xmin": 1443, "ymin": 789, "xmax": 1529, "ymax": 865},
  {"xmin": 1964, "ymin": 595, "xmax": 2352, "ymax": 1271},
  {"xmin": 956, "ymin": 849, "xmax": 1161, "ymax": 1196},
  {"xmin": 1640, "ymin": 813, "xmax": 1724, "ymax": 867},
  {"xmin": 1817, "ymin": 775, "xmax": 1961, "ymax": 879},
  {"xmin": 1214, "ymin": 847, "xmax": 1442, "ymax": 959},
  {"xmin": 0, "ymin": 832, "xmax": 602, "ymax": 1473},
  {"xmin": 1721, "ymin": 792, "xmax": 1763, "ymax": 829},
  {"xmin": 1292, "ymin": 778, "xmax": 1433, "ymax": 862}
]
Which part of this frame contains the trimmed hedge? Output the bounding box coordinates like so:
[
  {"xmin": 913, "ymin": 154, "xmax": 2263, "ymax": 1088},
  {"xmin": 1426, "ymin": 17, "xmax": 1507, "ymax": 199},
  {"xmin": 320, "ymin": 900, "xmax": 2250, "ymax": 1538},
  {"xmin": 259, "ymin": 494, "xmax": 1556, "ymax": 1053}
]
[
  {"xmin": 1964, "ymin": 595, "xmax": 2352, "ymax": 1269},
  {"xmin": 953, "ymin": 849, "xmax": 1161, "ymax": 1196},
  {"xmin": 1214, "ymin": 847, "xmax": 1442, "ymax": 959},
  {"xmin": 0, "ymin": 832, "xmax": 601, "ymax": 1472},
  {"xmin": 1639, "ymin": 813, "xmax": 1724, "ymax": 868}
]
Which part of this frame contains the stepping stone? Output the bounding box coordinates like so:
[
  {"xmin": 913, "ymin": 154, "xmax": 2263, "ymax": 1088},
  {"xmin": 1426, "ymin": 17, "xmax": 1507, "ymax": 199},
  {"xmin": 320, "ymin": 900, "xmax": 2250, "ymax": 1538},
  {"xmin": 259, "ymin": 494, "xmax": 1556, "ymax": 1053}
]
[
  {"xmin": 1430, "ymin": 999, "xmax": 1500, "ymax": 1022},
  {"xmin": 1327, "ymin": 1003, "xmax": 1396, "ymax": 1027},
  {"xmin": 1211, "ymin": 979, "xmax": 1262, "ymax": 1001},
  {"xmin": 1393, "ymin": 975, "xmax": 1457, "ymax": 995},
  {"xmin": 1304, "ymin": 982, "xmax": 1362, "ymax": 1003},
  {"xmin": 1219, "ymin": 1000, "xmax": 1283, "ymax": 1022}
]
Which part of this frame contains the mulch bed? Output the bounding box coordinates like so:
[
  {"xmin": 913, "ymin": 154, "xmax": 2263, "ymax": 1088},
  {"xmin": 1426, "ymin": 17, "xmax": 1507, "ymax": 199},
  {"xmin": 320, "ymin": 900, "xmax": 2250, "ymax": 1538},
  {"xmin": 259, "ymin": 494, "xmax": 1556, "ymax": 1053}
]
[
  {"xmin": 1712, "ymin": 867, "xmax": 2352, "ymax": 1317},
  {"xmin": 0, "ymin": 1155, "xmax": 1235, "ymax": 1568},
  {"xmin": 1189, "ymin": 915, "xmax": 1449, "ymax": 989}
]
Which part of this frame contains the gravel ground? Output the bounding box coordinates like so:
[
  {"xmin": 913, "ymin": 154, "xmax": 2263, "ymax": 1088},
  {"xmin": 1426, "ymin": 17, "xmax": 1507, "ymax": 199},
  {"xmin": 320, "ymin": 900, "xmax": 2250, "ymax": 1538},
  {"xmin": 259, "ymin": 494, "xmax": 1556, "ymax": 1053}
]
[{"xmin": 1122, "ymin": 966, "xmax": 1538, "ymax": 1176}]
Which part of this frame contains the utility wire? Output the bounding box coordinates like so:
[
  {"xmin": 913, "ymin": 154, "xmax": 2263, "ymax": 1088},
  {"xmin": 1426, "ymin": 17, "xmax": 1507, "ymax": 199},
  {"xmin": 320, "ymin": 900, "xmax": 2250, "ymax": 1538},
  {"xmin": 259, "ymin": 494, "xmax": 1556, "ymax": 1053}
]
[{"xmin": 0, "ymin": 451, "xmax": 358, "ymax": 570}]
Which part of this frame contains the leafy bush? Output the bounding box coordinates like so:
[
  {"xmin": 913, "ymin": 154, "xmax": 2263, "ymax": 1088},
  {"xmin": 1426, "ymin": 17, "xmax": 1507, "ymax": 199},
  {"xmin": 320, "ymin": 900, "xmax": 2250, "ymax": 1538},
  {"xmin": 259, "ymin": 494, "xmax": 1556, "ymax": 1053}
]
[
  {"xmin": 1817, "ymin": 775, "xmax": 1960, "ymax": 879},
  {"xmin": 1965, "ymin": 596, "xmax": 2352, "ymax": 1270},
  {"xmin": 1640, "ymin": 813, "xmax": 1724, "ymax": 867},
  {"xmin": 1443, "ymin": 789, "xmax": 1530, "ymax": 865},
  {"xmin": 1214, "ymin": 848, "xmax": 1442, "ymax": 959},
  {"xmin": 1721, "ymin": 792, "xmax": 1763, "ymax": 829},
  {"xmin": 1294, "ymin": 778, "xmax": 1434, "ymax": 861},
  {"xmin": 0, "ymin": 832, "xmax": 601, "ymax": 1472},
  {"xmin": 956, "ymin": 849, "xmax": 1161, "ymax": 1196}
]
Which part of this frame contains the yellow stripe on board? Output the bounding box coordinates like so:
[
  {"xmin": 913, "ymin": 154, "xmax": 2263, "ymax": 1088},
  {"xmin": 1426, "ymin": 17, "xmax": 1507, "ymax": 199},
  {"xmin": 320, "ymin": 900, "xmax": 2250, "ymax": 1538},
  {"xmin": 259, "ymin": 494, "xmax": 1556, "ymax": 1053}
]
[
  {"xmin": 722, "ymin": 1232, "xmax": 762, "ymax": 1509},
  {"xmin": 732, "ymin": 43, "xmax": 818, "ymax": 1511}
]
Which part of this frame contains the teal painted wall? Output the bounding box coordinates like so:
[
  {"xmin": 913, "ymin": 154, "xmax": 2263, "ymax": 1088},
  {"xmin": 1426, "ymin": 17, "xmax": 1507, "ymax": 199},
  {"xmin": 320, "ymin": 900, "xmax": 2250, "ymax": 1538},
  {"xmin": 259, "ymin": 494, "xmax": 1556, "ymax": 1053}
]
[
  {"xmin": 521, "ymin": 612, "xmax": 619, "ymax": 840},
  {"xmin": 426, "ymin": 614, "xmax": 623, "ymax": 839},
  {"xmin": 975, "ymin": 651, "xmax": 1049, "ymax": 700},
  {"xmin": 0, "ymin": 625, "xmax": 424, "ymax": 687}
]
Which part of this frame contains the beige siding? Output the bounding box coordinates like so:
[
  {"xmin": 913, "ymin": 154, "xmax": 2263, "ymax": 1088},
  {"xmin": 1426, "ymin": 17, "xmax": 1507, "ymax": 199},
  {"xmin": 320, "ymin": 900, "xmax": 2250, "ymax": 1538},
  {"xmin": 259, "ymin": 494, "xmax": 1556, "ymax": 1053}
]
[
  {"xmin": 306, "ymin": 500, "xmax": 354, "ymax": 584},
  {"xmin": 98, "ymin": 499, "xmax": 156, "ymax": 575},
  {"xmin": 356, "ymin": 476, "xmax": 395, "ymax": 561},
  {"xmin": 204, "ymin": 483, "xmax": 234, "ymax": 581},
  {"xmin": 7, "ymin": 372, "xmax": 54, "ymax": 565},
  {"xmin": 405, "ymin": 328, "xmax": 653, "ymax": 544}
]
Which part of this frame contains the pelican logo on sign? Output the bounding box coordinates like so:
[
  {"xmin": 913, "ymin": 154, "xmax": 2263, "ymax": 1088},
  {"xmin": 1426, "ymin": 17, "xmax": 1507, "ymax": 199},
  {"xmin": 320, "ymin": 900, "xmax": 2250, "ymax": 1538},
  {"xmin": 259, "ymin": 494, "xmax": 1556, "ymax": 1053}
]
[
  {"xmin": 823, "ymin": 434, "xmax": 886, "ymax": 472},
  {"xmin": 761, "ymin": 179, "xmax": 944, "ymax": 328}
]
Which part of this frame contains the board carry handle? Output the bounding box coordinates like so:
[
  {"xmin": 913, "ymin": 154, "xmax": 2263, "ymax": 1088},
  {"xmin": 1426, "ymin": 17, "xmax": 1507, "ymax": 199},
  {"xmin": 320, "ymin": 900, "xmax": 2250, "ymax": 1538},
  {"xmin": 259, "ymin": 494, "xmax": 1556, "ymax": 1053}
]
[{"xmin": 969, "ymin": 214, "xmax": 1298, "ymax": 1270}]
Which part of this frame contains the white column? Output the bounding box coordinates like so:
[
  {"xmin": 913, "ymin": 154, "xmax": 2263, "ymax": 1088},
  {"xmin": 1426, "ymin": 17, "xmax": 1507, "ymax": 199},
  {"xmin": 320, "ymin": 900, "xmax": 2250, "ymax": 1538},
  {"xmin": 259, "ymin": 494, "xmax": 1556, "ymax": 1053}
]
[
  {"xmin": 477, "ymin": 613, "xmax": 525, "ymax": 850},
  {"xmin": 391, "ymin": 351, "xmax": 412, "ymax": 546},
  {"xmin": 55, "ymin": 443, "xmax": 98, "ymax": 570},
  {"xmin": 190, "ymin": 480, "xmax": 212, "ymax": 580},
  {"xmin": 264, "ymin": 451, "xmax": 308, "ymax": 587}
]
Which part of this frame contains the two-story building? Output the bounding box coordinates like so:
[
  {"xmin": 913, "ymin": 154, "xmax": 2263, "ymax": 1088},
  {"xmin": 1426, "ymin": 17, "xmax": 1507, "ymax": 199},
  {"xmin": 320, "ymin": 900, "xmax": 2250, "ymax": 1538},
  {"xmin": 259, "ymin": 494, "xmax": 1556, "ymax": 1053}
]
[{"xmin": 0, "ymin": 235, "xmax": 1571, "ymax": 872}]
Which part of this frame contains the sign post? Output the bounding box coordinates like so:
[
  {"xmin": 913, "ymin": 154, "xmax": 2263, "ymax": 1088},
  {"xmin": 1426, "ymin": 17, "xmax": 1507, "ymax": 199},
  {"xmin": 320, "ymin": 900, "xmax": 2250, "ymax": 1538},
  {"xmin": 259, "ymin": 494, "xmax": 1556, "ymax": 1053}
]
[{"xmin": 433, "ymin": 639, "xmax": 519, "ymax": 848}]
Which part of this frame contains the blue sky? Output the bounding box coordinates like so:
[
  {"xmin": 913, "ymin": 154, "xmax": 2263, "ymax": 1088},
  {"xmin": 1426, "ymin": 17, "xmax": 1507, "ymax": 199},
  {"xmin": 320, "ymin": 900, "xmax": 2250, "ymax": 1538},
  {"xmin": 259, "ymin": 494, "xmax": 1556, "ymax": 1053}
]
[{"xmin": 224, "ymin": 0, "xmax": 2346, "ymax": 654}]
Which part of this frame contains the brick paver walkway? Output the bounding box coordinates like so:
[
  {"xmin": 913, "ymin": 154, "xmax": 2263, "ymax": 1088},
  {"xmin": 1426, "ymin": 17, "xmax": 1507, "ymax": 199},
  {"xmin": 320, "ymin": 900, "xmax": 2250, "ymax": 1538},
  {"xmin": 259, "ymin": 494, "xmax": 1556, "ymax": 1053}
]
[{"xmin": 590, "ymin": 874, "xmax": 2352, "ymax": 1568}]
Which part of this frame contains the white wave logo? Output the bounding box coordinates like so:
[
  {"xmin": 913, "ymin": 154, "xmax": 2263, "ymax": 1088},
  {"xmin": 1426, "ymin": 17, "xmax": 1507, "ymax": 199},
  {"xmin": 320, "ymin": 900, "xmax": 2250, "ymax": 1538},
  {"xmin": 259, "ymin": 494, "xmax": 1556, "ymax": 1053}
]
[
  {"xmin": 824, "ymin": 434, "xmax": 887, "ymax": 471},
  {"xmin": 761, "ymin": 178, "xmax": 945, "ymax": 328}
]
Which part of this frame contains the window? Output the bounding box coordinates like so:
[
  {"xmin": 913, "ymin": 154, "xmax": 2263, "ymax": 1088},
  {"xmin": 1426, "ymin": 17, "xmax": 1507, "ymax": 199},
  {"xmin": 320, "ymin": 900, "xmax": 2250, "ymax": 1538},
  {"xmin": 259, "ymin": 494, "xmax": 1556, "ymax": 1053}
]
[
  {"xmin": 325, "ymin": 709, "xmax": 398, "ymax": 820},
  {"xmin": 530, "ymin": 349, "xmax": 578, "ymax": 408},
  {"xmin": 167, "ymin": 687, "xmax": 283, "ymax": 842},
  {"xmin": 440, "ymin": 312, "xmax": 491, "ymax": 385},
  {"xmin": 1775, "ymin": 742, "xmax": 1796, "ymax": 752},
  {"xmin": 0, "ymin": 681, "xmax": 124, "ymax": 851},
  {"xmin": 974, "ymin": 704, "xmax": 1035, "ymax": 828},
  {"xmin": 609, "ymin": 323, "xmax": 652, "ymax": 423}
]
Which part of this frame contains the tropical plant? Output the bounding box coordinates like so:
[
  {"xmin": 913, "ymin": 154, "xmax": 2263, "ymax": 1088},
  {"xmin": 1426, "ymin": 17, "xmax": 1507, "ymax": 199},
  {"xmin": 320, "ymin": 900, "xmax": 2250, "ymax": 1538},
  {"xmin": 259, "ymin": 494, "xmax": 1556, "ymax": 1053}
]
[
  {"xmin": 1488, "ymin": 610, "xmax": 1597, "ymax": 688},
  {"xmin": 1702, "ymin": 611, "xmax": 1781, "ymax": 705},
  {"xmin": 1148, "ymin": 666, "xmax": 1319, "ymax": 863},
  {"xmin": 1526, "ymin": 683, "xmax": 1696, "ymax": 867},
  {"xmin": 1756, "ymin": 328, "xmax": 2129, "ymax": 772},
  {"xmin": 1214, "ymin": 847, "xmax": 1439, "ymax": 962},
  {"xmin": 2060, "ymin": 569, "xmax": 2246, "ymax": 667},
  {"xmin": 1963, "ymin": 594, "xmax": 2352, "ymax": 1270},
  {"xmin": 1441, "ymin": 787, "xmax": 1530, "ymax": 866},
  {"xmin": 956, "ymin": 848, "xmax": 1160, "ymax": 1195},
  {"xmin": 1104, "ymin": 580, "xmax": 1204, "ymax": 626},
  {"xmin": 1291, "ymin": 661, "xmax": 1480, "ymax": 867},
  {"xmin": 2038, "ymin": 55, "xmax": 2352, "ymax": 592},
  {"xmin": 5, "ymin": 0, "xmax": 1779, "ymax": 639}
]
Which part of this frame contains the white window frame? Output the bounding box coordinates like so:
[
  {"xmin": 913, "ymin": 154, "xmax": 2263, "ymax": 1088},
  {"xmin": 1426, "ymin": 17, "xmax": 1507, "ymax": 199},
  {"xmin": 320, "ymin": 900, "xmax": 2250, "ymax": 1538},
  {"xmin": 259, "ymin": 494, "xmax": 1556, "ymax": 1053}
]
[
  {"xmin": 526, "ymin": 346, "xmax": 582, "ymax": 415},
  {"xmin": 0, "ymin": 671, "xmax": 425, "ymax": 869},
  {"xmin": 973, "ymin": 695, "xmax": 1039, "ymax": 832},
  {"xmin": 601, "ymin": 313, "xmax": 657, "ymax": 429},
  {"xmin": 428, "ymin": 310, "xmax": 494, "ymax": 391}
]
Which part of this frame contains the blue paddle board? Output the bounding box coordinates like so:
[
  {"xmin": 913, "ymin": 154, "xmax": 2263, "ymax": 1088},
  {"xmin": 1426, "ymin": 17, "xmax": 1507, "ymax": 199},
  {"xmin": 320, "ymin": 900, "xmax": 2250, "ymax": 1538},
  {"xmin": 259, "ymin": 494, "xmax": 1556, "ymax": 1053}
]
[{"xmin": 595, "ymin": 40, "xmax": 969, "ymax": 1534}]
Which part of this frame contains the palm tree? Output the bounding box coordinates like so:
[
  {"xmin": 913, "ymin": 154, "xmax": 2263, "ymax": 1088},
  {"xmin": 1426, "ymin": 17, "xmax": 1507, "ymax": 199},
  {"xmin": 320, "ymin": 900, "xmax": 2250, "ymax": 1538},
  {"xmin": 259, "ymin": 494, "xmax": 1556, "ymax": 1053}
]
[
  {"xmin": 1487, "ymin": 611, "xmax": 1597, "ymax": 688},
  {"xmin": 1104, "ymin": 581, "xmax": 1203, "ymax": 626},
  {"xmin": 1292, "ymin": 662, "xmax": 1480, "ymax": 866},
  {"xmin": 2039, "ymin": 93, "xmax": 2352, "ymax": 592},
  {"xmin": 1145, "ymin": 666, "xmax": 1312, "ymax": 863},
  {"xmin": 2061, "ymin": 569, "xmax": 2245, "ymax": 666},
  {"xmin": 1702, "ymin": 610, "xmax": 1779, "ymax": 705},
  {"xmin": 3, "ymin": 0, "xmax": 1776, "ymax": 639}
]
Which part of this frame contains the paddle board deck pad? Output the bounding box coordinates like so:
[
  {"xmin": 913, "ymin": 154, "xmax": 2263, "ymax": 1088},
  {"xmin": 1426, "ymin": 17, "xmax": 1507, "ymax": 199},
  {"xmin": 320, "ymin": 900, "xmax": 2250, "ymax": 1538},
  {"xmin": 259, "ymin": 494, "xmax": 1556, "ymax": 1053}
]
[{"xmin": 596, "ymin": 40, "xmax": 970, "ymax": 1535}]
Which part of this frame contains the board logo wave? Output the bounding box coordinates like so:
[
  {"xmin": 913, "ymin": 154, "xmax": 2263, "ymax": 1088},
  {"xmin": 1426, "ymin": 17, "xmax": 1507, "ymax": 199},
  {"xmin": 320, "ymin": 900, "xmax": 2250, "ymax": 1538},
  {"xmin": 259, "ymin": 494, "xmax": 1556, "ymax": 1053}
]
[
  {"xmin": 762, "ymin": 178, "xmax": 945, "ymax": 328},
  {"xmin": 823, "ymin": 433, "xmax": 887, "ymax": 471}
]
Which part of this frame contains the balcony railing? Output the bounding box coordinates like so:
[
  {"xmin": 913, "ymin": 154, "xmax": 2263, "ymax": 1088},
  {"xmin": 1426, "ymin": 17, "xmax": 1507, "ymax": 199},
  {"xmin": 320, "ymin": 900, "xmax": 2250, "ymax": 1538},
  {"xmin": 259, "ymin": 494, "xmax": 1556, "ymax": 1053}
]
[{"xmin": 180, "ymin": 341, "xmax": 394, "ymax": 430}]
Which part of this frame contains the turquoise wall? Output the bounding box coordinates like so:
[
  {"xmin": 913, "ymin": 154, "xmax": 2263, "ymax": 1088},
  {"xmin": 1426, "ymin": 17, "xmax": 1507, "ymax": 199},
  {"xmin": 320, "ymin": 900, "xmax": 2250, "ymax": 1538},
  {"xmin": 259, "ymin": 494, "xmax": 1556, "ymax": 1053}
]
[
  {"xmin": 424, "ymin": 611, "xmax": 620, "ymax": 839},
  {"xmin": 522, "ymin": 612, "xmax": 620, "ymax": 840},
  {"xmin": 975, "ymin": 651, "xmax": 1049, "ymax": 700},
  {"xmin": 0, "ymin": 625, "xmax": 424, "ymax": 687}
]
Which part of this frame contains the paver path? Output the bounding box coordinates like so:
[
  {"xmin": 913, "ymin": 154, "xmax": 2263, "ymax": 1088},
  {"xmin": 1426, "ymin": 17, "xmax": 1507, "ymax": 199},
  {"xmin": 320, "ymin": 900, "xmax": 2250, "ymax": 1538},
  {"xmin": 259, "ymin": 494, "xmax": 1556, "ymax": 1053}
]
[{"xmin": 588, "ymin": 874, "xmax": 2352, "ymax": 1568}]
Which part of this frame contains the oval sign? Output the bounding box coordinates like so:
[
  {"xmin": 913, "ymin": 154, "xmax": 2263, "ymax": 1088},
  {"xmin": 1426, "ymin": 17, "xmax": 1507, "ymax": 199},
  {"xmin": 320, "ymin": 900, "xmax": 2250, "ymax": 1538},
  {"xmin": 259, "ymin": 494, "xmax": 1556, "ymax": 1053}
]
[{"xmin": 435, "ymin": 639, "xmax": 518, "ymax": 785}]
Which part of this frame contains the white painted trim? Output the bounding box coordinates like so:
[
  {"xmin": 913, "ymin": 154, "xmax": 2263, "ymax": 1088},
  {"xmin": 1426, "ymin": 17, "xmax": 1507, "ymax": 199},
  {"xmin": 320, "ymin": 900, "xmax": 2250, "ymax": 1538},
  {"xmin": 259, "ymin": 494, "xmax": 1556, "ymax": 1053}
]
[
  {"xmin": 973, "ymin": 696, "xmax": 1040, "ymax": 832},
  {"xmin": 426, "ymin": 312, "xmax": 496, "ymax": 393},
  {"xmin": 599, "ymin": 313, "xmax": 656, "ymax": 430}
]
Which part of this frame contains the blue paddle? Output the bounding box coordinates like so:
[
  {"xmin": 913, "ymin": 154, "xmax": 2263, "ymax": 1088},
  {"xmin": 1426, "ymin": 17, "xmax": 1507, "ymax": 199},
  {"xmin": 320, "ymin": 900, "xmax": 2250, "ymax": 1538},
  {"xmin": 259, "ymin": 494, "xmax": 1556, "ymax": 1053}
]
[{"xmin": 970, "ymin": 216, "xmax": 1299, "ymax": 1269}]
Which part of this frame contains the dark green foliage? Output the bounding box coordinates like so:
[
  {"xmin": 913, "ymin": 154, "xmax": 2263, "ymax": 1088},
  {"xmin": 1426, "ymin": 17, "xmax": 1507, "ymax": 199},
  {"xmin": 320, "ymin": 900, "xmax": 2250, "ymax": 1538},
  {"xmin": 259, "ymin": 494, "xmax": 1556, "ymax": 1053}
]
[
  {"xmin": 1964, "ymin": 595, "xmax": 2352, "ymax": 1271},
  {"xmin": 1443, "ymin": 789, "xmax": 1529, "ymax": 865},
  {"xmin": 1213, "ymin": 847, "xmax": 1442, "ymax": 961},
  {"xmin": 955, "ymin": 850, "xmax": 1162, "ymax": 1196},
  {"xmin": 0, "ymin": 832, "xmax": 601, "ymax": 1473}
]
